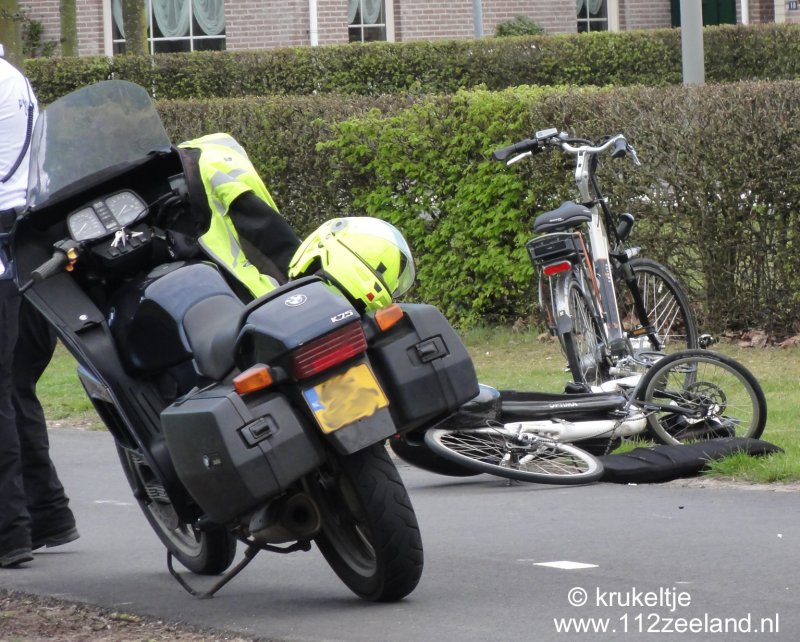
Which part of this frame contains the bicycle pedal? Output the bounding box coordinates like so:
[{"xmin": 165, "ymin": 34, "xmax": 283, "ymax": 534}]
[
  {"xmin": 564, "ymin": 381, "xmax": 592, "ymax": 394},
  {"xmin": 609, "ymin": 338, "xmax": 628, "ymax": 357},
  {"xmin": 699, "ymin": 334, "xmax": 716, "ymax": 348}
]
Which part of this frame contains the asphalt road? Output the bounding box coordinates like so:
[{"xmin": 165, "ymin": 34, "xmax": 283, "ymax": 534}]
[{"xmin": 4, "ymin": 428, "xmax": 798, "ymax": 641}]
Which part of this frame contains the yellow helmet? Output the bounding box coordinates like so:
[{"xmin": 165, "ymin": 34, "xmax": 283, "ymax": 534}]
[{"xmin": 288, "ymin": 217, "xmax": 415, "ymax": 312}]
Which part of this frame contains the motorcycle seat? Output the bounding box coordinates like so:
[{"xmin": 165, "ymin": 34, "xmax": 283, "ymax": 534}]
[
  {"xmin": 533, "ymin": 201, "xmax": 592, "ymax": 233},
  {"xmin": 183, "ymin": 293, "xmax": 244, "ymax": 380}
]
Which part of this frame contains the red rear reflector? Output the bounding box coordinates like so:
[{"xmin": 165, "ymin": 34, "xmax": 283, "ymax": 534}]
[
  {"xmin": 543, "ymin": 260, "xmax": 572, "ymax": 276},
  {"xmin": 234, "ymin": 365, "xmax": 274, "ymax": 395},
  {"xmin": 289, "ymin": 322, "xmax": 367, "ymax": 380}
]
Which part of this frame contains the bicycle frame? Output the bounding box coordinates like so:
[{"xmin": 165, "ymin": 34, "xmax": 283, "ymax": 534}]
[
  {"xmin": 571, "ymin": 146, "xmax": 626, "ymax": 351},
  {"xmin": 509, "ymin": 132, "xmax": 653, "ymax": 378}
]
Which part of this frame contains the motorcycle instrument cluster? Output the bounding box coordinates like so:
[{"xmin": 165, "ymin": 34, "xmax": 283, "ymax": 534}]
[{"xmin": 67, "ymin": 190, "xmax": 147, "ymax": 241}]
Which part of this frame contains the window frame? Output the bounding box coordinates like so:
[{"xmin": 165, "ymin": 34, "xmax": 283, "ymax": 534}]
[
  {"xmin": 110, "ymin": 0, "xmax": 226, "ymax": 55},
  {"xmin": 577, "ymin": 0, "xmax": 609, "ymax": 32},
  {"xmin": 348, "ymin": 0, "xmax": 395, "ymax": 43}
]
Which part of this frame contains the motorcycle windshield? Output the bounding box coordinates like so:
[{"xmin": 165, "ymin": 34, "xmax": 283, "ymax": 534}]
[{"xmin": 26, "ymin": 80, "xmax": 172, "ymax": 209}]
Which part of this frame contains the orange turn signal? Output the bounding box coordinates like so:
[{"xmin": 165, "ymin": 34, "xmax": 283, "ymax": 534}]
[
  {"xmin": 375, "ymin": 304, "xmax": 404, "ymax": 332},
  {"xmin": 234, "ymin": 365, "xmax": 274, "ymax": 395}
]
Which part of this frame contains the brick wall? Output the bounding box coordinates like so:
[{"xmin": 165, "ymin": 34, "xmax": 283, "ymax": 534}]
[
  {"xmin": 620, "ymin": 0, "xmax": 672, "ymax": 30},
  {"xmin": 227, "ymin": 0, "xmax": 311, "ymax": 50},
  {"xmin": 316, "ymin": 0, "xmax": 349, "ymax": 44},
  {"xmin": 481, "ymin": 0, "xmax": 577, "ymax": 35},
  {"xmin": 776, "ymin": 0, "xmax": 799, "ymax": 23},
  {"xmin": 25, "ymin": 0, "xmax": 105, "ymax": 56},
  {"xmin": 20, "ymin": 0, "xmax": 63, "ymax": 54},
  {"xmin": 394, "ymin": 1, "xmax": 474, "ymax": 40},
  {"xmin": 226, "ymin": 0, "xmax": 355, "ymax": 49},
  {"xmin": 395, "ymin": 0, "xmax": 575, "ymax": 41},
  {"xmin": 76, "ymin": 0, "xmax": 105, "ymax": 55},
  {"xmin": 750, "ymin": 0, "xmax": 775, "ymax": 22},
  {"xmin": 15, "ymin": 0, "xmax": 783, "ymax": 58}
]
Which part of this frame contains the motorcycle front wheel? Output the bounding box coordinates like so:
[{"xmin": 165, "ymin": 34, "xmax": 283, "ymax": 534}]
[
  {"xmin": 117, "ymin": 446, "xmax": 237, "ymax": 575},
  {"xmin": 305, "ymin": 443, "xmax": 423, "ymax": 602}
]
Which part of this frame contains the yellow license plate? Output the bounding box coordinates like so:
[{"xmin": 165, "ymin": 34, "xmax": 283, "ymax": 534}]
[{"xmin": 303, "ymin": 363, "xmax": 389, "ymax": 434}]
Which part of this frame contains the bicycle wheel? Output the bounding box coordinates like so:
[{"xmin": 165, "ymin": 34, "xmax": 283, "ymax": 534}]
[
  {"xmin": 423, "ymin": 427, "xmax": 603, "ymax": 485},
  {"xmin": 560, "ymin": 275, "xmax": 605, "ymax": 386},
  {"xmin": 617, "ymin": 258, "xmax": 698, "ymax": 354},
  {"xmin": 636, "ymin": 349, "xmax": 767, "ymax": 446}
]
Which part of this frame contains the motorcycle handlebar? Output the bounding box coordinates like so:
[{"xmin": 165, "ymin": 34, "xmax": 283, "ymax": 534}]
[{"xmin": 31, "ymin": 250, "xmax": 69, "ymax": 283}]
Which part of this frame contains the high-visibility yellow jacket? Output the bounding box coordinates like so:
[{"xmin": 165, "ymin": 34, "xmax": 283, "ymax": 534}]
[{"xmin": 178, "ymin": 133, "xmax": 280, "ymax": 298}]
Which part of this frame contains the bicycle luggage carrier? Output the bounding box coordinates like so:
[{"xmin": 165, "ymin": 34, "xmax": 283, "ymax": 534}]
[{"xmin": 526, "ymin": 232, "xmax": 581, "ymax": 265}]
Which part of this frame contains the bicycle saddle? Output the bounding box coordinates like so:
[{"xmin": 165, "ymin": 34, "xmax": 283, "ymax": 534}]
[{"xmin": 533, "ymin": 201, "xmax": 592, "ymax": 233}]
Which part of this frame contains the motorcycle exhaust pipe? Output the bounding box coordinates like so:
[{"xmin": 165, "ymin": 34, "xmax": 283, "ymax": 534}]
[{"xmin": 249, "ymin": 492, "xmax": 322, "ymax": 544}]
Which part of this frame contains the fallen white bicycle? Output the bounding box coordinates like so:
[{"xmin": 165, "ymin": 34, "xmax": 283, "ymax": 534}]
[{"xmin": 392, "ymin": 349, "xmax": 767, "ymax": 485}]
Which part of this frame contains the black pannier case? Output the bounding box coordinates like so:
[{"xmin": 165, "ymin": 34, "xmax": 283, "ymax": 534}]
[
  {"xmin": 161, "ymin": 386, "xmax": 324, "ymax": 524},
  {"xmin": 367, "ymin": 303, "xmax": 479, "ymax": 432}
]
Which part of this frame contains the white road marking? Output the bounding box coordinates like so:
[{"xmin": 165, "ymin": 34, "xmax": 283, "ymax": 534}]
[{"xmin": 533, "ymin": 560, "xmax": 599, "ymax": 570}]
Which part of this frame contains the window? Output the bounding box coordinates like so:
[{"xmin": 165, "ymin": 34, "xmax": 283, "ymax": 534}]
[
  {"xmin": 348, "ymin": 0, "xmax": 387, "ymax": 42},
  {"xmin": 112, "ymin": 0, "xmax": 225, "ymax": 54},
  {"xmin": 577, "ymin": 0, "xmax": 608, "ymax": 32}
]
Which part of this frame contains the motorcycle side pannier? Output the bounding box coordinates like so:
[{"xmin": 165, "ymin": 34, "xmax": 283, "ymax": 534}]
[
  {"xmin": 161, "ymin": 387, "xmax": 324, "ymax": 524},
  {"xmin": 367, "ymin": 303, "xmax": 479, "ymax": 433}
]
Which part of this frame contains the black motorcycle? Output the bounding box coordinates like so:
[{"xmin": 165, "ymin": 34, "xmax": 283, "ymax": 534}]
[{"xmin": 12, "ymin": 80, "xmax": 478, "ymax": 601}]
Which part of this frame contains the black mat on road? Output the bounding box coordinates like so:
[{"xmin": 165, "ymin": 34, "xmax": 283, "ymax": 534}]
[{"xmin": 598, "ymin": 438, "xmax": 783, "ymax": 484}]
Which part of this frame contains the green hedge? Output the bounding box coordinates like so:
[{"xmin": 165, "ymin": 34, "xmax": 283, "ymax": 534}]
[
  {"xmin": 25, "ymin": 24, "xmax": 800, "ymax": 104},
  {"xmin": 153, "ymin": 83, "xmax": 800, "ymax": 333},
  {"xmin": 323, "ymin": 83, "xmax": 800, "ymax": 333},
  {"xmin": 156, "ymin": 93, "xmax": 416, "ymax": 236}
]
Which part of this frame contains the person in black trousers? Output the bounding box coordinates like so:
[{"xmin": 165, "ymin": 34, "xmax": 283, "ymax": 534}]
[{"xmin": 0, "ymin": 54, "xmax": 78, "ymax": 568}]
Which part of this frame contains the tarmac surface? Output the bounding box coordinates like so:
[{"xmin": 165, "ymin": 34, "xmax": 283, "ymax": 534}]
[{"xmin": 3, "ymin": 427, "xmax": 798, "ymax": 641}]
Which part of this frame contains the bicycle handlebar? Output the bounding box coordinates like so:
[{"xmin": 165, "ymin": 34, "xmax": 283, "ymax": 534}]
[
  {"xmin": 559, "ymin": 134, "xmax": 635, "ymax": 162},
  {"xmin": 492, "ymin": 129, "xmax": 641, "ymax": 167},
  {"xmin": 490, "ymin": 138, "xmax": 540, "ymax": 162}
]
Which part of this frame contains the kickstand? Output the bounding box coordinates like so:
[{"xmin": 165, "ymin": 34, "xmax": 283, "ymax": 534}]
[
  {"xmin": 167, "ymin": 539, "xmax": 312, "ymax": 599},
  {"xmin": 168, "ymin": 544, "xmax": 260, "ymax": 599}
]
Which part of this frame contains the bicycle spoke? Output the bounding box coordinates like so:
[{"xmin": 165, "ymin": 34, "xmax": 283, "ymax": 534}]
[
  {"xmin": 435, "ymin": 429, "xmax": 596, "ymax": 476},
  {"xmin": 639, "ymin": 350, "xmax": 765, "ymax": 445}
]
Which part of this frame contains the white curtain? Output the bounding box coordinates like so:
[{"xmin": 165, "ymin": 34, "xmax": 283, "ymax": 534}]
[
  {"xmin": 152, "ymin": 0, "xmax": 191, "ymax": 38},
  {"xmin": 348, "ymin": 0, "xmax": 382, "ymax": 25},
  {"xmin": 113, "ymin": 0, "xmax": 225, "ymax": 39},
  {"xmin": 193, "ymin": 0, "xmax": 225, "ymax": 35},
  {"xmin": 577, "ymin": 0, "xmax": 604, "ymax": 16},
  {"xmin": 112, "ymin": 0, "xmax": 125, "ymax": 38}
]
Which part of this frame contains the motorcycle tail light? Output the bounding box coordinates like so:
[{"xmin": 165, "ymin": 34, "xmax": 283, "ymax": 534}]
[
  {"xmin": 543, "ymin": 260, "xmax": 572, "ymax": 277},
  {"xmin": 289, "ymin": 322, "xmax": 367, "ymax": 380}
]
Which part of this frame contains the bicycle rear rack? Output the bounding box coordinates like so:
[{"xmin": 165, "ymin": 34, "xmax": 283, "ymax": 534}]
[{"xmin": 525, "ymin": 232, "xmax": 582, "ymax": 265}]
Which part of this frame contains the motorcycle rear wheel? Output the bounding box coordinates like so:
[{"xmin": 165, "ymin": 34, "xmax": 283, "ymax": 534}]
[
  {"xmin": 306, "ymin": 443, "xmax": 423, "ymax": 602},
  {"xmin": 117, "ymin": 446, "xmax": 237, "ymax": 575}
]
